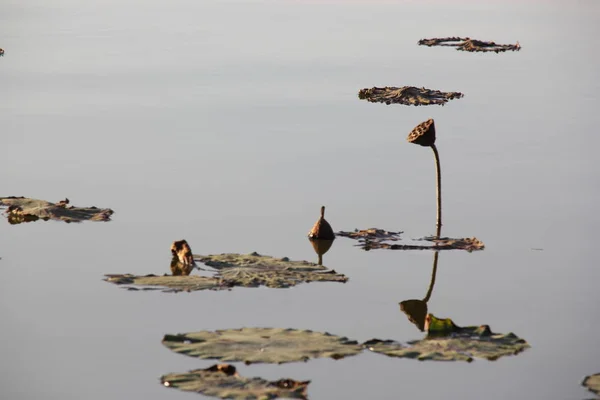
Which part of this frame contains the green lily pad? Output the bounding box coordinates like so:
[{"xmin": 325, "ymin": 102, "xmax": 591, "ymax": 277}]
[
  {"xmin": 161, "ymin": 364, "xmax": 309, "ymax": 399},
  {"xmin": 195, "ymin": 252, "xmax": 348, "ymax": 288},
  {"xmin": 358, "ymin": 86, "xmax": 464, "ymax": 106},
  {"xmin": 418, "ymin": 37, "xmax": 521, "ymax": 53},
  {"xmin": 162, "ymin": 327, "xmax": 363, "ymax": 364},
  {"xmin": 583, "ymin": 373, "xmax": 600, "ymax": 396},
  {"xmin": 364, "ymin": 314, "xmax": 529, "ymax": 362},
  {"xmin": 0, "ymin": 196, "xmax": 113, "ymax": 224},
  {"xmin": 104, "ymin": 274, "xmax": 224, "ymax": 293}
]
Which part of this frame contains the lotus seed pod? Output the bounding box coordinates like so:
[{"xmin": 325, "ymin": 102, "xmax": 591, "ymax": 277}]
[
  {"xmin": 308, "ymin": 206, "xmax": 335, "ymax": 240},
  {"xmin": 407, "ymin": 118, "xmax": 436, "ymax": 147}
]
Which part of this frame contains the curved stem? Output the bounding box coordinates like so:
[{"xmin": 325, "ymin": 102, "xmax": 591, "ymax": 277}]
[
  {"xmin": 423, "ymin": 251, "xmax": 439, "ymax": 302},
  {"xmin": 431, "ymin": 144, "xmax": 442, "ymax": 229},
  {"xmin": 317, "ymin": 253, "xmax": 323, "ymax": 266}
]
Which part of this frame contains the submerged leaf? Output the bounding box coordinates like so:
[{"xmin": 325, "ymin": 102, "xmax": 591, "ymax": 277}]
[
  {"xmin": 583, "ymin": 373, "xmax": 600, "ymax": 396},
  {"xmin": 0, "ymin": 196, "xmax": 113, "ymax": 224},
  {"xmin": 162, "ymin": 364, "xmax": 310, "ymax": 399},
  {"xmin": 104, "ymin": 274, "xmax": 224, "ymax": 293},
  {"xmin": 162, "ymin": 327, "xmax": 362, "ymax": 364},
  {"xmin": 364, "ymin": 313, "xmax": 529, "ymax": 362},
  {"xmin": 195, "ymin": 252, "xmax": 348, "ymax": 288},
  {"xmin": 358, "ymin": 86, "xmax": 464, "ymax": 106},
  {"xmin": 418, "ymin": 37, "xmax": 521, "ymax": 53}
]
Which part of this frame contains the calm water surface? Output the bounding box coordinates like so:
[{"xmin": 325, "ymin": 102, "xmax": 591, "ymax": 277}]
[{"xmin": 1, "ymin": 1, "xmax": 599, "ymax": 399}]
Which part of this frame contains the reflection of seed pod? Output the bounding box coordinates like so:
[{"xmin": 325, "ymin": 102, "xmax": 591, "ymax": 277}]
[
  {"xmin": 309, "ymin": 238, "xmax": 334, "ymax": 256},
  {"xmin": 308, "ymin": 206, "xmax": 335, "ymax": 240},
  {"xmin": 400, "ymin": 300, "xmax": 428, "ymax": 332},
  {"xmin": 407, "ymin": 118, "xmax": 436, "ymax": 147}
]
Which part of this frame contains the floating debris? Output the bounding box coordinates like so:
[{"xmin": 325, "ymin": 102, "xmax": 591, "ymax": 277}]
[
  {"xmin": 0, "ymin": 196, "xmax": 113, "ymax": 224},
  {"xmin": 338, "ymin": 230, "xmax": 484, "ymax": 252},
  {"xmin": 308, "ymin": 206, "xmax": 335, "ymax": 240},
  {"xmin": 364, "ymin": 313, "xmax": 529, "ymax": 362},
  {"xmin": 358, "ymin": 86, "xmax": 464, "ymax": 106},
  {"xmin": 418, "ymin": 37, "xmax": 521, "ymax": 53},
  {"xmin": 336, "ymin": 228, "xmax": 403, "ymax": 249},
  {"xmin": 162, "ymin": 327, "xmax": 363, "ymax": 364},
  {"xmin": 161, "ymin": 364, "xmax": 310, "ymax": 399},
  {"xmin": 583, "ymin": 373, "xmax": 600, "ymax": 397}
]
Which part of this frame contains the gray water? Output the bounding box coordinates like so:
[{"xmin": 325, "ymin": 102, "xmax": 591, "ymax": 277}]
[{"xmin": 2, "ymin": 1, "xmax": 599, "ymax": 399}]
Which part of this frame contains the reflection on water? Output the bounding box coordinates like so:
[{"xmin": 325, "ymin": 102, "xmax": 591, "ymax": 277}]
[
  {"xmin": 400, "ymin": 224, "xmax": 441, "ymax": 331},
  {"xmin": 308, "ymin": 238, "xmax": 334, "ymax": 266},
  {"xmin": 400, "ymin": 251, "xmax": 440, "ymax": 332}
]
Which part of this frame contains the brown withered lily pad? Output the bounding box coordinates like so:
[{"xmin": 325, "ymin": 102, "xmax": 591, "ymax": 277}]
[
  {"xmin": 336, "ymin": 229, "xmax": 403, "ymax": 249},
  {"xmin": 162, "ymin": 364, "xmax": 309, "ymax": 399},
  {"xmin": 0, "ymin": 196, "xmax": 113, "ymax": 224},
  {"xmin": 364, "ymin": 314, "xmax": 529, "ymax": 362},
  {"xmin": 162, "ymin": 327, "xmax": 362, "ymax": 364},
  {"xmin": 418, "ymin": 37, "xmax": 521, "ymax": 53},
  {"xmin": 338, "ymin": 229, "xmax": 484, "ymax": 252},
  {"xmin": 105, "ymin": 252, "xmax": 347, "ymax": 292},
  {"xmin": 358, "ymin": 86, "xmax": 464, "ymax": 106},
  {"xmin": 195, "ymin": 252, "xmax": 348, "ymax": 288},
  {"xmin": 104, "ymin": 274, "xmax": 225, "ymax": 293},
  {"xmin": 583, "ymin": 373, "xmax": 600, "ymax": 397}
]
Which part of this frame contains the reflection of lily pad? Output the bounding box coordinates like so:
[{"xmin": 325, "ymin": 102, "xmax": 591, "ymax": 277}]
[
  {"xmin": 0, "ymin": 196, "xmax": 113, "ymax": 224},
  {"xmin": 195, "ymin": 252, "xmax": 348, "ymax": 288},
  {"xmin": 583, "ymin": 373, "xmax": 600, "ymax": 396},
  {"xmin": 162, "ymin": 327, "xmax": 362, "ymax": 364},
  {"xmin": 364, "ymin": 314, "xmax": 529, "ymax": 362},
  {"xmin": 104, "ymin": 274, "xmax": 225, "ymax": 293},
  {"xmin": 339, "ymin": 229, "xmax": 484, "ymax": 252},
  {"xmin": 162, "ymin": 364, "xmax": 309, "ymax": 399},
  {"xmin": 358, "ymin": 86, "xmax": 464, "ymax": 106},
  {"xmin": 418, "ymin": 37, "xmax": 521, "ymax": 53}
]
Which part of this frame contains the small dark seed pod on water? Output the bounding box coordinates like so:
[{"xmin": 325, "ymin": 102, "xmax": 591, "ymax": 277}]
[{"xmin": 308, "ymin": 206, "xmax": 335, "ymax": 241}]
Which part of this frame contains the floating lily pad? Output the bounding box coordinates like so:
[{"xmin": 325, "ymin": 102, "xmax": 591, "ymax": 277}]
[
  {"xmin": 364, "ymin": 314, "xmax": 529, "ymax": 362},
  {"xmin": 358, "ymin": 86, "xmax": 464, "ymax": 106},
  {"xmin": 104, "ymin": 274, "xmax": 225, "ymax": 293},
  {"xmin": 338, "ymin": 229, "xmax": 484, "ymax": 252},
  {"xmin": 583, "ymin": 373, "xmax": 600, "ymax": 396},
  {"xmin": 195, "ymin": 252, "xmax": 348, "ymax": 288},
  {"xmin": 162, "ymin": 327, "xmax": 362, "ymax": 364},
  {"xmin": 418, "ymin": 37, "xmax": 521, "ymax": 53},
  {"xmin": 0, "ymin": 196, "xmax": 113, "ymax": 224},
  {"xmin": 337, "ymin": 229, "xmax": 403, "ymax": 247},
  {"xmin": 161, "ymin": 364, "xmax": 309, "ymax": 399}
]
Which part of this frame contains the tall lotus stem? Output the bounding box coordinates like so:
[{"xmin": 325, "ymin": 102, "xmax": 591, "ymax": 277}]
[{"xmin": 407, "ymin": 118, "xmax": 442, "ymax": 229}]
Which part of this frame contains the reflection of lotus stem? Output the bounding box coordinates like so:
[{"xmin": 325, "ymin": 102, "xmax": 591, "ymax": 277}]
[
  {"xmin": 423, "ymin": 251, "xmax": 439, "ymax": 302},
  {"xmin": 431, "ymin": 144, "xmax": 442, "ymax": 228}
]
